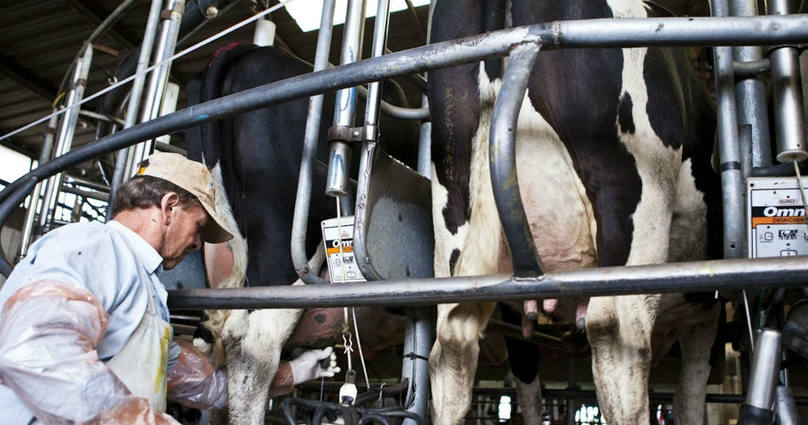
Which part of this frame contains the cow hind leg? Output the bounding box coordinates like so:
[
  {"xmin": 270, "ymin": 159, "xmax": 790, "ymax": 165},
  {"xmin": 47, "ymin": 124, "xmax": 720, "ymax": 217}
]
[
  {"xmin": 501, "ymin": 303, "xmax": 542, "ymax": 425},
  {"xmin": 587, "ymin": 295, "xmax": 661, "ymax": 425},
  {"xmin": 429, "ymin": 302, "xmax": 496, "ymax": 425},
  {"xmin": 222, "ymin": 308, "xmax": 302, "ymax": 425},
  {"xmin": 674, "ymin": 304, "xmax": 720, "ymax": 425}
]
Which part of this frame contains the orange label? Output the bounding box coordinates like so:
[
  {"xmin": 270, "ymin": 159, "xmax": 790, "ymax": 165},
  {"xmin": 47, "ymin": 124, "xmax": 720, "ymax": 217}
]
[
  {"xmin": 327, "ymin": 246, "xmax": 354, "ymax": 255},
  {"xmin": 752, "ymin": 216, "xmax": 808, "ymax": 226}
]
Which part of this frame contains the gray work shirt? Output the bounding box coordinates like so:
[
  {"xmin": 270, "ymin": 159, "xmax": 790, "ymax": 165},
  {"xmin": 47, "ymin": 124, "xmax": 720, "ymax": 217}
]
[{"xmin": 0, "ymin": 220, "xmax": 181, "ymax": 425}]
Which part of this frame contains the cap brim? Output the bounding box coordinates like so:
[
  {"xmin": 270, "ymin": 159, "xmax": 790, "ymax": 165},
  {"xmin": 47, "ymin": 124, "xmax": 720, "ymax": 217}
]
[{"xmin": 198, "ymin": 201, "xmax": 233, "ymax": 244}]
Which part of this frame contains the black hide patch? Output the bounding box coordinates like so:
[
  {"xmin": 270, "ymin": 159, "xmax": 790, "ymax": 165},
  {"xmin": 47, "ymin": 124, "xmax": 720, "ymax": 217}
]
[
  {"xmin": 618, "ymin": 92, "xmax": 635, "ymax": 134},
  {"xmin": 449, "ymin": 248, "xmax": 461, "ymax": 276},
  {"xmin": 512, "ymin": 0, "xmax": 641, "ymax": 267},
  {"xmin": 500, "ymin": 303, "xmax": 539, "ymax": 383},
  {"xmin": 644, "ymin": 47, "xmax": 686, "ymax": 149},
  {"xmin": 429, "ymin": 0, "xmax": 484, "ymax": 235}
]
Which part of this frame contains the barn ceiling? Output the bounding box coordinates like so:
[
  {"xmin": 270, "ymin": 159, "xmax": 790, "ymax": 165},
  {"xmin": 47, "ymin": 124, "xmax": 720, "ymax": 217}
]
[{"xmin": 0, "ymin": 0, "xmax": 431, "ymax": 182}]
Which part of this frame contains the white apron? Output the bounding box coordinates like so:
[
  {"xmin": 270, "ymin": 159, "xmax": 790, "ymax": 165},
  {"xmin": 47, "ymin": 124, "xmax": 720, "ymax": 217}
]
[{"xmin": 105, "ymin": 261, "xmax": 173, "ymax": 412}]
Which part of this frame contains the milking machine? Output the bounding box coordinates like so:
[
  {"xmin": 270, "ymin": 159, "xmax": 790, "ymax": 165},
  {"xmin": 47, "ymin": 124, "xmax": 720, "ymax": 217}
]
[{"xmin": 718, "ymin": 0, "xmax": 808, "ymax": 421}]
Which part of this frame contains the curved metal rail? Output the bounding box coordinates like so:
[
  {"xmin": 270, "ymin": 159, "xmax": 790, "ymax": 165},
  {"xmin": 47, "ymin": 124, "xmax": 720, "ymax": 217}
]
[
  {"xmin": 3, "ymin": 14, "xmax": 808, "ymax": 276},
  {"xmin": 489, "ymin": 44, "xmax": 544, "ymax": 278}
]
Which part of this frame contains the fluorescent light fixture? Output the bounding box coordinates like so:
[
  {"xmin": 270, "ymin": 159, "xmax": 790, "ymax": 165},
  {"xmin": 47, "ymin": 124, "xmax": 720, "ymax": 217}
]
[{"xmin": 285, "ymin": 0, "xmax": 431, "ymax": 32}]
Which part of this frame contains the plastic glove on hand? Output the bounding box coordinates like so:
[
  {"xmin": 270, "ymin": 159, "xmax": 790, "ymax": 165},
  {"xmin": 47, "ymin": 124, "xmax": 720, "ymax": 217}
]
[{"xmin": 289, "ymin": 346, "xmax": 341, "ymax": 384}]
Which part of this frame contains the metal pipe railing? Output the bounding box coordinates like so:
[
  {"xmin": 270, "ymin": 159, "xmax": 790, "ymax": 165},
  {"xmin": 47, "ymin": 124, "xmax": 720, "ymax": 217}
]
[
  {"xmin": 325, "ymin": 0, "xmax": 366, "ymax": 197},
  {"xmin": 363, "ymin": 0, "xmax": 390, "ymax": 135},
  {"xmin": 18, "ymin": 114, "xmax": 58, "ymax": 259},
  {"xmin": 489, "ymin": 44, "xmax": 544, "ymax": 278},
  {"xmin": 3, "ymin": 14, "xmax": 808, "ymax": 275},
  {"xmin": 712, "ymin": 0, "xmax": 746, "ymax": 259},
  {"xmin": 291, "ymin": 0, "xmax": 337, "ymax": 284},
  {"xmin": 353, "ymin": 0, "xmax": 392, "ymax": 281},
  {"xmin": 123, "ymin": 0, "xmax": 186, "ymax": 180},
  {"xmin": 769, "ymin": 0, "xmax": 808, "ymax": 162},
  {"xmin": 108, "ymin": 0, "xmax": 164, "ymax": 219},
  {"xmin": 167, "ymin": 256, "xmax": 808, "ymax": 310},
  {"xmin": 38, "ymin": 46, "xmax": 93, "ymax": 233},
  {"xmin": 403, "ymin": 3, "xmax": 436, "ymax": 424},
  {"xmin": 731, "ymin": 0, "xmax": 773, "ymax": 169}
]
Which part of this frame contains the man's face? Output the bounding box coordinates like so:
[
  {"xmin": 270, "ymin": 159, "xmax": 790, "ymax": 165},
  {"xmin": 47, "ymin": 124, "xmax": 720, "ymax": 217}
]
[{"xmin": 160, "ymin": 202, "xmax": 208, "ymax": 270}]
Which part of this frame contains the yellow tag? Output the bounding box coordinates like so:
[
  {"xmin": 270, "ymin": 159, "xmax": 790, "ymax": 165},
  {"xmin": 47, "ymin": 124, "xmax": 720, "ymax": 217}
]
[{"xmin": 137, "ymin": 166, "xmax": 147, "ymax": 175}]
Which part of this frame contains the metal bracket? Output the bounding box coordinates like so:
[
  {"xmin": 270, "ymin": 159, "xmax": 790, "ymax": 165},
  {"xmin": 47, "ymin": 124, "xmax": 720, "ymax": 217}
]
[{"xmin": 328, "ymin": 125, "xmax": 364, "ymax": 143}]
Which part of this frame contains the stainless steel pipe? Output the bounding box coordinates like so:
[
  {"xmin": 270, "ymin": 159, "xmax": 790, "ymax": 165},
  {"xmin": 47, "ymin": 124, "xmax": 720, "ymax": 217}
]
[
  {"xmin": 38, "ymin": 46, "xmax": 93, "ymax": 231},
  {"xmin": 325, "ymin": 0, "xmax": 366, "ymax": 197},
  {"xmin": 108, "ymin": 0, "xmax": 167, "ymax": 218},
  {"xmin": 769, "ymin": 0, "xmax": 808, "ymax": 162},
  {"xmin": 712, "ymin": 0, "xmax": 746, "ymax": 259},
  {"xmin": 168, "ymin": 256, "xmax": 808, "ymax": 310},
  {"xmin": 291, "ymin": 0, "xmax": 337, "ymax": 284},
  {"xmin": 18, "ymin": 114, "xmax": 58, "ymax": 259},
  {"xmin": 731, "ymin": 0, "xmax": 773, "ymax": 168},
  {"xmin": 123, "ymin": 0, "xmax": 186, "ymax": 180}
]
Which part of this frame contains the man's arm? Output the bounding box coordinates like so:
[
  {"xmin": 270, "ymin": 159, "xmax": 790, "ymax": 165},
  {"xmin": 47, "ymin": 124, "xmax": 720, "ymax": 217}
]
[
  {"xmin": 167, "ymin": 342, "xmax": 340, "ymax": 408},
  {"xmin": 0, "ymin": 280, "xmax": 179, "ymax": 425}
]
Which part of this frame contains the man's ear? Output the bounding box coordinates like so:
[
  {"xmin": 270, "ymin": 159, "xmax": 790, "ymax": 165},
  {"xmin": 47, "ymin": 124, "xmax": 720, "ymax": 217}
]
[{"xmin": 160, "ymin": 192, "xmax": 180, "ymax": 225}]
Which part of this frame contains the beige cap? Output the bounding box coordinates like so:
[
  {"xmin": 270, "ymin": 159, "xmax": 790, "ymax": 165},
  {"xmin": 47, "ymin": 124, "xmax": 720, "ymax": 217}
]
[{"xmin": 136, "ymin": 152, "xmax": 233, "ymax": 244}]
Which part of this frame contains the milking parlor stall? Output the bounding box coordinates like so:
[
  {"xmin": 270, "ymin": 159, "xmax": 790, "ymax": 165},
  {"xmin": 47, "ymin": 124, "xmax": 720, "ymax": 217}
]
[{"xmin": 1, "ymin": 0, "xmax": 808, "ymax": 424}]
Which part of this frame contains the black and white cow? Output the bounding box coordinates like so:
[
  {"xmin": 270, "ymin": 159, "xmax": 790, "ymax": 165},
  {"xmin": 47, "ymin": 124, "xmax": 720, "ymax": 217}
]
[
  {"xmin": 185, "ymin": 43, "xmax": 336, "ymax": 425},
  {"xmin": 185, "ymin": 43, "xmax": 419, "ymax": 424},
  {"xmin": 427, "ymin": 1, "xmax": 722, "ymax": 424}
]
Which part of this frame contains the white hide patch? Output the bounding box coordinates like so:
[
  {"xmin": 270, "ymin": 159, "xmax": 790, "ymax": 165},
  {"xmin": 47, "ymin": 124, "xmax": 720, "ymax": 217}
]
[
  {"xmin": 201, "ymin": 163, "xmax": 250, "ymax": 365},
  {"xmin": 451, "ymin": 68, "xmax": 505, "ymax": 279},
  {"xmin": 430, "ymin": 165, "xmax": 469, "ymax": 279},
  {"xmin": 514, "ymin": 87, "xmax": 598, "ymax": 273},
  {"xmin": 514, "ymin": 375, "xmax": 542, "ymax": 425},
  {"xmin": 209, "ymin": 162, "xmax": 248, "ymax": 289},
  {"xmin": 613, "ymin": 20, "xmax": 683, "ymax": 267}
]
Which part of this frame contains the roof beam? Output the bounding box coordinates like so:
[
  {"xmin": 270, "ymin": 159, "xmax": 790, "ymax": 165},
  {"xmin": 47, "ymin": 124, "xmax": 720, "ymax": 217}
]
[
  {"xmin": 62, "ymin": 0, "xmax": 139, "ymax": 49},
  {"xmin": 0, "ymin": 54, "xmax": 57, "ymax": 101}
]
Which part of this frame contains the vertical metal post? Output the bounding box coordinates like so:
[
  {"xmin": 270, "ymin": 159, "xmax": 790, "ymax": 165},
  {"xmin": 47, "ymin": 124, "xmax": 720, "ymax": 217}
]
[
  {"xmin": 325, "ymin": 0, "xmax": 366, "ymax": 197},
  {"xmin": 730, "ymin": 0, "xmax": 773, "ymax": 168},
  {"xmin": 291, "ymin": 0, "xmax": 337, "ymax": 284},
  {"xmin": 156, "ymin": 82, "xmax": 180, "ymax": 146},
  {"xmin": 107, "ymin": 0, "xmax": 164, "ymax": 219},
  {"xmin": 769, "ymin": 0, "xmax": 808, "ymax": 163},
  {"xmin": 123, "ymin": 0, "xmax": 186, "ymax": 180},
  {"xmin": 406, "ymin": 2, "xmax": 435, "ymax": 423},
  {"xmin": 401, "ymin": 309, "xmax": 434, "ymax": 425},
  {"xmin": 712, "ymin": 0, "xmax": 746, "ymax": 259},
  {"xmin": 38, "ymin": 46, "xmax": 93, "ymax": 231},
  {"xmin": 18, "ymin": 114, "xmax": 58, "ymax": 259},
  {"xmin": 362, "ymin": 0, "xmax": 389, "ymax": 137}
]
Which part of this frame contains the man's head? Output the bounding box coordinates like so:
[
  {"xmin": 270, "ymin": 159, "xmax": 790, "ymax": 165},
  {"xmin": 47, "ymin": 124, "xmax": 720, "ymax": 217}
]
[{"xmin": 113, "ymin": 153, "xmax": 233, "ymax": 269}]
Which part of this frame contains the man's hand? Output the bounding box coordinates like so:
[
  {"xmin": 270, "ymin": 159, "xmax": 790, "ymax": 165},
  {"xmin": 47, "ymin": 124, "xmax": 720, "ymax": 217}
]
[{"xmin": 289, "ymin": 347, "xmax": 341, "ymax": 384}]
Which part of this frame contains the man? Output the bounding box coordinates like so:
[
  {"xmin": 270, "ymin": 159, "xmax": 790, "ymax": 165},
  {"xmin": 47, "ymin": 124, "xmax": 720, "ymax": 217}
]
[{"xmin": 0, "ymin": 153, "xmax": 337, "ymax": 425}]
